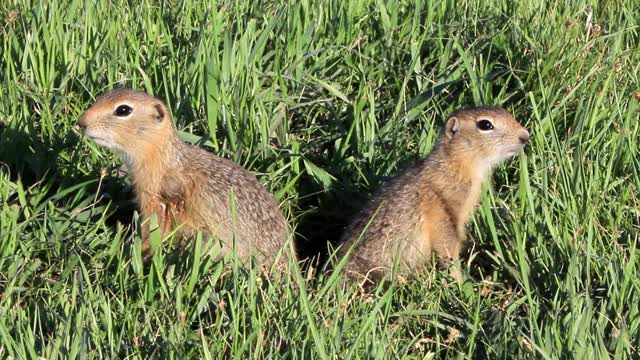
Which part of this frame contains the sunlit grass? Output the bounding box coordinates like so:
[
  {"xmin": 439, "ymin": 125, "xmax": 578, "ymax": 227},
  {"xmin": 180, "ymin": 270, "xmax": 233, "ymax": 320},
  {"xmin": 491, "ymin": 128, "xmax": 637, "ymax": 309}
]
[{"xmin": 0, "ymin": 0, "xmax": 639, "ymax": 358}]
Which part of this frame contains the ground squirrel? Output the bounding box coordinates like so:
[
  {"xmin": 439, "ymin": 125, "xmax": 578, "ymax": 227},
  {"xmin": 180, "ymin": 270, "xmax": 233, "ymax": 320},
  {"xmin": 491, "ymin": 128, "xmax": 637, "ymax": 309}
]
[
  {"xmin": 77, "ymin": 89, "xmax": 291, "ymax": 266},
  {"xmin": 336, "ymin": 106, "xmax": 529, "ymax": 284}
]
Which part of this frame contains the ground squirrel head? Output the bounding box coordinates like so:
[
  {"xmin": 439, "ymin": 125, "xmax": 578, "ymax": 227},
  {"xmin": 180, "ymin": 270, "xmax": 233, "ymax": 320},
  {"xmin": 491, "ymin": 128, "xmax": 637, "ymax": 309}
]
[
  {"xmin": 440, "ymin": 106, "xmax": 529, "ymax": 171},
  {"xmin": 77, "ymin": 89, "xmax": 174, "ymax": 155}
]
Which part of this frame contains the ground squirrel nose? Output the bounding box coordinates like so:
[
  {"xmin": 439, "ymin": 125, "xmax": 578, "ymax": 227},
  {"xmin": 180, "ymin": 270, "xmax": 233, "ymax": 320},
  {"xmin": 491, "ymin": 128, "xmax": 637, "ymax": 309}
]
[
  {"xmin": 519, "ymin": 130, "xmax": 530, "ymax": 144},
  {"xmin": 77, "ymin": 117, "xmax": 87, "ymax": 131}
]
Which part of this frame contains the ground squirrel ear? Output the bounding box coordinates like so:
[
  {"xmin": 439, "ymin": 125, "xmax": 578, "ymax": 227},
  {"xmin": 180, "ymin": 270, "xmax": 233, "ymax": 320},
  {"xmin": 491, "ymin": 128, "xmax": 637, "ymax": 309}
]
[
  {"xmin": 153, "ymin": 103, "xmax": 165, "ymax": 123},
  {"xmin": 445, "ymin": 116, "xmax": 459, "ymax": 139}
]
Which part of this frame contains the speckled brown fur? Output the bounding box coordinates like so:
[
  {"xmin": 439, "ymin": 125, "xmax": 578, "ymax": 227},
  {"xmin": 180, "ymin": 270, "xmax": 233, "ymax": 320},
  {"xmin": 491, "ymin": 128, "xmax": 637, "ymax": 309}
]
[
  {"xmin": 78, "ymin": 89, "xmax": 292, "ymax": 267},
  {"xmin": 337, "ymin": 106, "xmax": 529, "ymax": 284}
]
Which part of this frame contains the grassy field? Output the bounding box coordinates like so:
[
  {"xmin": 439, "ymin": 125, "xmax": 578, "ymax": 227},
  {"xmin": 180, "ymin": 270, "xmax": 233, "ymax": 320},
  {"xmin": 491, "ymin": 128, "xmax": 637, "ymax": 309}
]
[{"xmin": 1, "ymin": 0, "xmax": 639, "ymax": 358}]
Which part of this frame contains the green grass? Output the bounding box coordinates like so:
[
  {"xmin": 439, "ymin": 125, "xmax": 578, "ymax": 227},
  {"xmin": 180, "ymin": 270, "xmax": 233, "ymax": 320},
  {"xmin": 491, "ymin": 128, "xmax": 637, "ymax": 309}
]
[{"xmin": 1, "ymin": 0, "xmax": 639, "ymax": 358}]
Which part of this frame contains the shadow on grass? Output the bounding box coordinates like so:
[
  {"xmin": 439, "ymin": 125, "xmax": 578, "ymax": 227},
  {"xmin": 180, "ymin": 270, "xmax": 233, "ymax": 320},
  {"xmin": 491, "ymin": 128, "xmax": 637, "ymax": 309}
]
[
  {"xmin": 0, "ymin": 122, "xmax": 63, "ymax": 184},
  {"xmin": 0, "ymin": 120, "xmax": 137, "ymax": 228}
]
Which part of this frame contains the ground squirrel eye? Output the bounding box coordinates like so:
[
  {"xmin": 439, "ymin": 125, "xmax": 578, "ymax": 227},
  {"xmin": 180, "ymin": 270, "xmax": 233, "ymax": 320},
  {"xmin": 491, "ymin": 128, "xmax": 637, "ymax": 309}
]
[
  {"xmin": 476, "ymin": 119, "xmax": 494, "ymax": 131},
  {"xmin": 114, "ymin": 104, "xmax": 133, "ymax": 117}
]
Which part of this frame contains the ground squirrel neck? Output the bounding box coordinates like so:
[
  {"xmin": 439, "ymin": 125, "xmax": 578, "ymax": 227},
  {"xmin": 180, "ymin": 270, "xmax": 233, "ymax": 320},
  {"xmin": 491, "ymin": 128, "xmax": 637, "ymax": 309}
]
[
  {"xmin": 421, "ymin": 144, "xmax": 487, "ymax": 232},
  {"xmin": 125, "ymin": 132, "xmax": 182, "ymax": 198}
]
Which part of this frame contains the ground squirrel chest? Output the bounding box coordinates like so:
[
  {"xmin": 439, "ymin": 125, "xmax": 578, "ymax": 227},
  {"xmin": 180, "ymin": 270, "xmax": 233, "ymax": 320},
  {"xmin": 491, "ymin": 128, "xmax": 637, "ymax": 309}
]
[
  {"xmin": 336, "ymin": 106, "xmax": 529, "ymax": 284},
  {"xmin": 78, "ymin": 89, "xmax": 291, "ymax": 267}
]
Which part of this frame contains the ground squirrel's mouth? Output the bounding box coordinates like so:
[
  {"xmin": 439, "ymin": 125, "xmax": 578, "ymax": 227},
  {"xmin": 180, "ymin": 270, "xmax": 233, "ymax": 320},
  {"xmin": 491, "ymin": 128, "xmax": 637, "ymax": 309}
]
[
  {"xmin": 506, "ymin": 143, "xmax": 525, "ymax": 156},
  {"xmin": 83, "ymin": 132, "xmax": 114, "ymax": 148},
  {"xmin": 498, "ymin": 143, "xmax": 526, "ymax": 159},
  {"xmin": 92, "ymin": 137, "xmax": 112, "ymax": 147},
  {"xmin": 84, "ymin": 134, "xmax": 104, "ymax": 142}
]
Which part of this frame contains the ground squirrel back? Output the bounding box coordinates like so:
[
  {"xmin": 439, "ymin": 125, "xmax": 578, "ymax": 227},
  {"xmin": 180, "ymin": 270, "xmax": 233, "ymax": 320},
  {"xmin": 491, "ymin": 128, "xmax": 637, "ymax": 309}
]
[
  {"xmin": 336, "ymin": 106, "xmax": 529, "ymax": 284},
  {"xmin": 77, "ymin": 89, "xmax": 291, "ymax": 267}
]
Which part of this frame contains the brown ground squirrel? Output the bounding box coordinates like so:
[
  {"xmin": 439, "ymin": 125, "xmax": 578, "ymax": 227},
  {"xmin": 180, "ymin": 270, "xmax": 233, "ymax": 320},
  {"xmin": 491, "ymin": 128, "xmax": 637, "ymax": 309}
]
[
  {"xmin": 77, "ymin": 89, "xmax": 291, "ymax": 266},
  {"xmin": 336, "ymin": 106, "xmax": 529, "ymax": 284}
]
